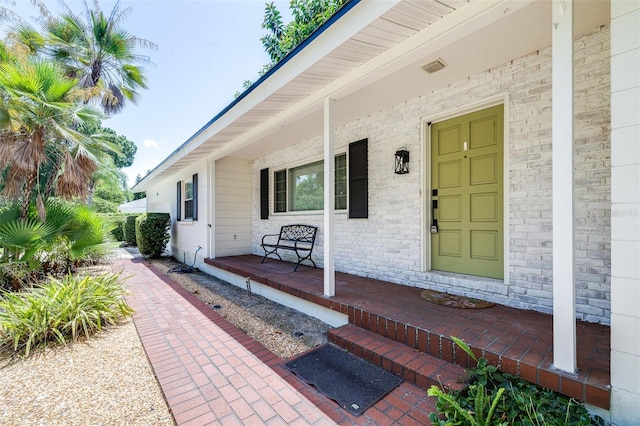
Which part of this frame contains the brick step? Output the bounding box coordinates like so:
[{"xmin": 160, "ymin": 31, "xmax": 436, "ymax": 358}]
[{"xmin": 328, "ymin": 324, "xmax": 466, "ymax": 393}]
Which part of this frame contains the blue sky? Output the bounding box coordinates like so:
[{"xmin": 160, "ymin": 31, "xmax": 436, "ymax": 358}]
[{"xmin": 6, "ymin": 0, "xmax": 291, "ymax": 187}]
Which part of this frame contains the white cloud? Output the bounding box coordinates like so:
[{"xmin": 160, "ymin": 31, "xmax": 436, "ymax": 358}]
[{"xmin": 142, "ymin": 138, "xmax": 159, "ymax": 149}]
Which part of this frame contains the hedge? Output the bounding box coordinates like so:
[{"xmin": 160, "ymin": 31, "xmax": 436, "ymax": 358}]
[
  {"xmin": 135, "ymin": 213, "xmax": 170, "ymax": 258},
  {"xmin": 98, "ymin": 213, "xmax": 129, "ymax": 241},
  {"xmin": 123, "ymin": 215, "xmax": 140, "ymax": 245}
]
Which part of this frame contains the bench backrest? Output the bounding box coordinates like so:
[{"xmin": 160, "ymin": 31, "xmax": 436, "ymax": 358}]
[{"xmin": 279, "ymin": 224, "xmax": 317, "ymax": 245}]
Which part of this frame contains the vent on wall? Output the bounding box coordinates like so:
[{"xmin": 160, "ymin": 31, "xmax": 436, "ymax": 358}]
[{"xmin": 422, "ymin": 58, "xmax": 446, "ymax": 74}]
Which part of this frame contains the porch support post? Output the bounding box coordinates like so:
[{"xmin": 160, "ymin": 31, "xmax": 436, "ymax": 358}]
[
  {"xmin": 323, "ymin": 98, "xmax": 336, "ymax": 297},
  {"xmin": 551, "ymin": 0, "xmax": 577, "ymax": 373}
]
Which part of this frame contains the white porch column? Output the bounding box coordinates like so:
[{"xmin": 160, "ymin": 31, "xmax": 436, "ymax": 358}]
[
  {"xmin": 551, "ymin": 0, "xmax": 577, "ymax": 373},
  {"xmin": 324, "ymin": 98, "xmax": 336, "ymax": 297},
  {"xmin": 207, "ymin": 158, "xmax": 216, "ymax": 260}
]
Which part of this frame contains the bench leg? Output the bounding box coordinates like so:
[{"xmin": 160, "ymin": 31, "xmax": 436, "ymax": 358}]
[
  {"xmin": 293, "ymin": 250, "xmax": 316, "ymax": 272},
  {"xmin": 261, "ymin": 246, "xmax": 282, "ymax": 264}
]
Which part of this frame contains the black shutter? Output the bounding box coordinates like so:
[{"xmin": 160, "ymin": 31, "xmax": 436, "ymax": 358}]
[
  {"xmin": 192, "ymin": 173, "xmax": 198, "ymax": 220},
  {"xmin": 260, "ymin": 168, "xmax": 269, "ymax": 219},
  {"xmin": 348, "ymin": 139, "xmax": 368, "ymax": 219},
  {"xmin": 176, "ymin": 181, "xmax": 182, "ymax": 221}
]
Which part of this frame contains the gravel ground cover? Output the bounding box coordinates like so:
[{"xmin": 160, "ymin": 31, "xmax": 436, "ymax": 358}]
[
  {"xmin": 149, "ymin": 256, "xmax": 331, "ymax": 359},
  {"xmin": 0, "ymin": 320, "xmax": 174, "ymax": 426}
]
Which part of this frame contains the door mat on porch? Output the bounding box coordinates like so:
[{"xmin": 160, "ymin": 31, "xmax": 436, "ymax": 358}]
[
  {"xmin": 421, "ymin": 289, "xmax": 495, "ymax": 309},
  {"xmin": 284, "ymin": 344, "xmax": 402, "ymax": 417}
]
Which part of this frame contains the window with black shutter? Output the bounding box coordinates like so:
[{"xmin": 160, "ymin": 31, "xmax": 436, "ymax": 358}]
[
  {"xmin": 178, "ymin": 174, "xmax": 198, "ymax": 221},
  {"xmin": 348, "ymin": 139, "xmax": 368, "ymax": 219}
]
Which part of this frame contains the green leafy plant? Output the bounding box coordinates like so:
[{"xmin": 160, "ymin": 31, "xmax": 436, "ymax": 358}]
[
  {"xmin": 0, "ymin": 273, "xmax": 133, "ymax": 356},
  {"xmin": 0, "ymin": 200, "xmax": 114, "ymax": 289},
  {"xmin": 135, "ymin": 213, "xmax": 170, "ymax": 258},
  {"xmin": 428, "ymin": 337, "xmax": 601, "ymax": 426},
  {"xmin": 123, "ymin": 214, "xmax": 140, "ymax": 246},
  {"xmin": 98, "ymin": 213, "xmax": 129, "ymax": 241}
]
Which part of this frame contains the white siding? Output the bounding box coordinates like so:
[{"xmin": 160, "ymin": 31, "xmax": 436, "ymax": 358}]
[
  {"xmin": 215, "ymin": 158, "xmax": 252, "ymax": 257},
  {"xmin": 609, "ymin": 0, "xmax": 640, "ymax": 423}
]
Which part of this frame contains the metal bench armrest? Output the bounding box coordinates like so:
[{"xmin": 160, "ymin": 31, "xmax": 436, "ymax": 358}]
[{"xmin": 261, "ymin": 233, "xmax": 280, "ymax": 245}]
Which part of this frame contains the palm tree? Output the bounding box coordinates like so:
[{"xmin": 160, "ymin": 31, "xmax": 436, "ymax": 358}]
[
  {"xmin": 2, "ymin": 1, "xmax": 153, "ymax": 211},
  {"xmin": 38, "ymin": 0, "xmax": 156, "ymax": 115},
  {"xmin": 0, "ymin": 56, "xmax": 104, "ymax": 219}
]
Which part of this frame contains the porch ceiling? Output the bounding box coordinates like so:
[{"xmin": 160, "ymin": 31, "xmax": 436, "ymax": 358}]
[{"xmin": 141, "ymin": 0, "xmax": 609, "ymax": 185}]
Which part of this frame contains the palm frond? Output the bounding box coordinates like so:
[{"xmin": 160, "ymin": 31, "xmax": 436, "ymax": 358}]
[{"xmin": 0, "ymin": 217, "xmax": 53, "ymax": 261}]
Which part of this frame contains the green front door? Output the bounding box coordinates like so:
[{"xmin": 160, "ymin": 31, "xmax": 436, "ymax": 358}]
[{"xmin": 430, "ymin": 105, "xmax": 504, "ymax": 279}]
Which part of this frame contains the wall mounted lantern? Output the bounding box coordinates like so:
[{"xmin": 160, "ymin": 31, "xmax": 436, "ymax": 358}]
[{"xmin": 394, "ymin": 148, "xmax": 410, "ymax": 174}]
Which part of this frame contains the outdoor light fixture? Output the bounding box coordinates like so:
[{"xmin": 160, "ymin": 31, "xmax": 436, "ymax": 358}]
[{"xmin": 394, "ymin": 148, "xmax": 410, "ymax": 174}]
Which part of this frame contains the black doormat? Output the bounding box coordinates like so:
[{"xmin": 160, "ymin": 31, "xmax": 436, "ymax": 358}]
[{"xmin": 284, "ymin": 344, "xmax": 402, "ymax": 417}]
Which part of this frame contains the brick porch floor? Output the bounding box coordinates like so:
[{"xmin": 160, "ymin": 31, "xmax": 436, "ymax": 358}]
[
  {"xmin": 118, "ymin": 249, "xmax": 437, "ymax": 425},
  {"xmin": 205, "ymin": 254, "xmax": 611, "ymax": 410}
]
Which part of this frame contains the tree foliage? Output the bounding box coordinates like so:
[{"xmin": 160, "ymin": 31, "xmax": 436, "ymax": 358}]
[
  {"xmin": 23, "ymin": 0, "xmax": 156, "ymax": 115},
  {"xmin": 261, "ymin": 0, "xmax": 347, "ymax": 66},
  {"xmin": 0, "ymin": 1, "xmax": 151, "ymax": 217},
  {"xmin": 78, "ymin": 119, "xmax": 137, "ymax": 168},
  {"xmin": 0, "ymin": 51, "xmax": 106, "ymax": 218}
]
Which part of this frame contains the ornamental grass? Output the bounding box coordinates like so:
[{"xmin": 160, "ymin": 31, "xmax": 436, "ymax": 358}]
[{"xmin": 0, "ymin": 274, "xmax": 133, "ymax": 357}]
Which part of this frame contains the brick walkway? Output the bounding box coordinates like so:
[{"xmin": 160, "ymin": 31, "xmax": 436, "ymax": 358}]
[{"xmin": 118, "ymin": 250, "xmax": 335, "ymax": 425}]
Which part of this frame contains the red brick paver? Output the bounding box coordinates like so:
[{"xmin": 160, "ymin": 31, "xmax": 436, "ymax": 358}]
[{"xmin": 116, "ymin": 250, "xmax": 335, "ymax": 425}]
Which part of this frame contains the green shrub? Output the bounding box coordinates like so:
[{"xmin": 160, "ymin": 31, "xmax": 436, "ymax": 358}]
[
  {"xmin": 91, "ymin": 198, "xmax": 119, "ymax": 213},
  {"xmin": 111, "ymin": 221, "xmax": 124, "ymax": 242},
  {"xmin": 428, "ymin": 337, "xmax": 602, "ymax": 426},
  {"xmin": 123, "ymin": 215, "xmax": 139, "ymax": 245},
  {"xmin": 98, "ymin": 213, "xmax": 128, "ymax": 241},
  {"xmin": 0, "ymin": 200, "xmax": 115, "ymax": 290},
  {"xmin": 135, "ymin": 213, "xmax": 170, "ymax": 258},
  {"xmin": 0, "ymin": 273, "xmax": 134, "ymax": 356}
]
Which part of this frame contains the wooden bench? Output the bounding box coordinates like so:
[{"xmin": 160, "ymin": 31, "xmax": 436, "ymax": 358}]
[{"xmin": 260, "ymin": 224, "xmax": 318, "ymax": 271}]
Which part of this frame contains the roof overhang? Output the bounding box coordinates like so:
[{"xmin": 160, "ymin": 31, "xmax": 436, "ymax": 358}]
[{"xmin": 133, "ymin": 0, "xmax": 609, "ymax": 192}]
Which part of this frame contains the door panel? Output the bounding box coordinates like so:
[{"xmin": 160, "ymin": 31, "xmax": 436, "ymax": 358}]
[
  {"xmin": 470, "ymin": 155, "xmax": 497, "ymax": 185},
  {"xmin": 437, "ymin": 125, "xmax": 463, "ymax": 155},
  {"xmin": 440, "ymin": 195, "xmax": 462, "ymax": 222},
  {"xmin": 439, "ymin": 230, "xmax": 462, "ymax": 257},
  {"xmin": 470, "ymin": 230, "xmax": 498, "ymax": 260},
  {"xmin": 431, "ymin": 105, "xmax": 504, "ymax": 279},
  {"xmin": 438, "ymin": 160, "xmax": 462, "ymax": 188},
  {"xmin": 470, "ymin": 192, "xmax": 498, "ymax": 221}
]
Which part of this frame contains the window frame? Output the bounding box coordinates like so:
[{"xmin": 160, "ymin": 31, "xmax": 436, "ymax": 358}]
[
  {"xmin": 273, "ymin": 153, "xmax": 347, "ymax": 214},
  {"xmin": 183, "ymin": 179, "xmax": 194, "ymax": 220},
  {"xmin": 177, "ymin": 173, "xmax": 198, "ymax": 222}
]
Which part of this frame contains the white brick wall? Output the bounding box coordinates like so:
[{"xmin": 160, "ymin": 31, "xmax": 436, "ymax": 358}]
[{"xmin": 251, "ymin": 25, "xmax": 612, "ymax": 324}]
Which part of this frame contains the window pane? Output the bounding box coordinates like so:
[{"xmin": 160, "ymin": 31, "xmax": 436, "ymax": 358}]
[
  {"xmin": 335, "ymin": 154, "xmax": 347, "ymax": 210},
  {"xmin": 274, "ymin": 170, "xmax": 287, "ymax": 213},
  {"xmin": 184, "ymin": 199, "xmax": 194, "ymax": 219},
  {"xmin": 185, "ymin": 182, "xmax": 193, "ymax": 199},
  {"xmin": 289, "ymin": 160, "xmax": 324, "ymax": 211}
]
